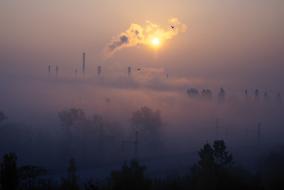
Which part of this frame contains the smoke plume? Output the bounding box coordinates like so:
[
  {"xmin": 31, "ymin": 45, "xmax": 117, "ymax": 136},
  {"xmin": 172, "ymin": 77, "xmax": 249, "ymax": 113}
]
[{"xmin": 105, "ymin": 18, "xmax": 187, "ymax": 56}]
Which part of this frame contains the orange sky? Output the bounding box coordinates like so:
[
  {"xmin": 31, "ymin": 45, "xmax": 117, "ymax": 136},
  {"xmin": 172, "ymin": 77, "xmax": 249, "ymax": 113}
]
[{"xmin": 0, "ymin": 0, "xmax": 284, "ymax": 90}]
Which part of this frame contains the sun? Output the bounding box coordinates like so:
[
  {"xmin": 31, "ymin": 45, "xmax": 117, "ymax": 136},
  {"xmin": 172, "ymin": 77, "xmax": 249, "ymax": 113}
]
[{"xmin": 151, "ymin": 37, "xmax": 161, "ymax": 47}]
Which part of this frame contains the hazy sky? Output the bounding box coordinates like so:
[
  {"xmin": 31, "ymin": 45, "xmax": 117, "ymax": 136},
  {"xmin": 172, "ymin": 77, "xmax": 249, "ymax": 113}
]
[{"xmin": 0, "ymin": 0, "xmax": 284, "ymax": 90}]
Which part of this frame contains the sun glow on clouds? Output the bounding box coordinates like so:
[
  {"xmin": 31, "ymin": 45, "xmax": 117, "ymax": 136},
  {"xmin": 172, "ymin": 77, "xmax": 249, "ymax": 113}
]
[{"xmin": 105, "ymin": 18, "xmax": 186, "ymax": 56}]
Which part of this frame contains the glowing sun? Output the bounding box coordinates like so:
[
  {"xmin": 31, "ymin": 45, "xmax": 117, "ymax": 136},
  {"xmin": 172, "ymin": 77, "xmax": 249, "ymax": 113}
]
[{"xmin": 151, "ymin": 37, "xmax": 161, "ymax": 47}]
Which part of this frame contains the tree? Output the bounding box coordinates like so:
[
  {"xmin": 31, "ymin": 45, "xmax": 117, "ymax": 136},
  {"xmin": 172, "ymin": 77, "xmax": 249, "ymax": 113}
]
[
  {"xmin": 111, "ymin": 160, "xmax": 150, "ymax": 190},
  {"xmin": 196, "ymin": 140, "xmax": 233, "ymax": 170},
  {"xmin": 131, "ymin": 107, "xmax": 163, "ymax": 152},
  {"xmin": 131, "ymin": 107, "xmax": 162, "ymax": 132},
  {"xmin": 60, "ymin": 158, "xmax": 79, "ymax": 190},
  {"xmin": 213, "ymin": 140, "xmax": 233, "ymax": 167},
  {"xmin": 198, "ymin": 143, "xmax": 215, "ymax": 170},
  {"xmin": 191, "ymin": 140, "xmax": 239, "ymax": 190},
  {"xmin": 0, "ymin": 153, "xmax": 18, "ymax": 190},
  {"xmin": 58, "ymin": 108, "xmax": 86, "ymax": 128}
]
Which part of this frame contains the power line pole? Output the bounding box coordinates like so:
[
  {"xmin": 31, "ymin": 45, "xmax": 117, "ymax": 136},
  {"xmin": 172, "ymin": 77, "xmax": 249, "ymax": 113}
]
[
  {"xmin": 215, "ymin": 118, "xmax": 220, "ymax": 140},
  {"xmin": 121, "ymin": 130, "xmax": 139, "ymax": 160},
  {"xmin": 257, "ymin": 122, "xmax": 262, "ymax": 146},
  {"xmin": 134, "ymin": 130, "xmax": 139, "ymax": 159}
]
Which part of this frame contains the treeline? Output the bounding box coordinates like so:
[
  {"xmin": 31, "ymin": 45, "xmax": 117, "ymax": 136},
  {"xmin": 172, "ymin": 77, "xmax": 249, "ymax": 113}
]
[
  {"xmin": 1, "ymin": 140, "xmax": 284, "ymax": 190},
  {"xmin": 0, "ymin": 107, "xmax": 163, "ymax": 169},
  {"xmin": 186, "ymin": 87, "xmax": 282, "ymax": 104}
]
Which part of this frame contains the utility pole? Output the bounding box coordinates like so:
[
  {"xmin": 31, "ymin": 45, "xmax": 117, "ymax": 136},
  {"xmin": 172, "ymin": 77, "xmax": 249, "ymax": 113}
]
[
  {"xmin": 257, "ymin": 122, "xmax": 262, "ymax": 146},
  {"xmin": 215, "ymin": 118, "xmax": 220, "ymax": 140},
  {"xmin": 122, "ymin": 130, "xmax": 139, "ymax": 160},
  {"xmin": 134, "ymin": 130, "xmax": 139, "ymax": 159}
]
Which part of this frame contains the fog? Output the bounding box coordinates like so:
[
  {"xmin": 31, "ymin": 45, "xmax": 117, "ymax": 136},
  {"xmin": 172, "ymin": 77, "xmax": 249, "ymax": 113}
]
[{"xmin": 0, "ymin": 62, "xmax": 283, "ymax": 178}]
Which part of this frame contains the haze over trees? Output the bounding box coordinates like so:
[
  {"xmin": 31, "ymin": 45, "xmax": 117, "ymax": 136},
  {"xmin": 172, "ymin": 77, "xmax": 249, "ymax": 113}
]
[{"xmin": 131, "ymin": 106, "xmax": 163, "ymax": 153}]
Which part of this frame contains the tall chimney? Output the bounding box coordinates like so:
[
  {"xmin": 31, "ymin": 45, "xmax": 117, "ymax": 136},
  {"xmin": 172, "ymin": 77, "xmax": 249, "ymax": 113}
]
[{"xmin": 82, "ymin": 52, "xmax": 86, "ymax": 74}]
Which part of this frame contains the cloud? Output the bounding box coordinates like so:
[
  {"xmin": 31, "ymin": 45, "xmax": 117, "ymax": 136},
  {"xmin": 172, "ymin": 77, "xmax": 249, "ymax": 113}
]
[{"xmin": 105, "ymin": 18, "xmax": 187, "ymax": 56}]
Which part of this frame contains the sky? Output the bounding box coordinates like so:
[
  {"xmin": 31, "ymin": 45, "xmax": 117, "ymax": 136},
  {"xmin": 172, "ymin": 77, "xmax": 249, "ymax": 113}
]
[
  {"xmin": 0, "ymin": 0, "xmax": 283, "ymax": 117},
  {"xmin": 1, "ymin": 0, "xmax": 283, "ymax": 88}
]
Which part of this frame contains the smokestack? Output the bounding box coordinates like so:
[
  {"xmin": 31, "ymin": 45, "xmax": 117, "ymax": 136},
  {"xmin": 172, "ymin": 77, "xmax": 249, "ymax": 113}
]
[
  {"xmin": 82, "ymin": 52, "xmax": 86, "ymax": 74},
  {"xmin": 128, "ymin": 66, "xmax": 131, "ymax": 76},
  {"xmin": 48, "ymin": 65, "xmax": 51, "ymax": 74},
  {"xmin": 55, "ymin": 66, "xmax": 59, "ymax": 77},
  {"xmin": 97, "ymin": 65, "xmax": 102, "ymax": 76}
]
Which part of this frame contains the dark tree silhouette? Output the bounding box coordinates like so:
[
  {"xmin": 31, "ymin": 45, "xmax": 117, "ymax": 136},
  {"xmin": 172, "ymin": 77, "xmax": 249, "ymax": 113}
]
[
  {"xmin": 111, "ymin": 160, "xmax": 150, "ymax": 190},
  {"xmin": 213, "ymin": 140, "xmax": 233, "ymax": 167},
  {"xmin": 198, "ymin": 143, "xmax": 215, "ymax": 170},
  {"xmin": 60, "ymin": 158, "xmax": 79, "ymax": 190},
  {"xmin": 260, "ymin": 150, "xmax": 284, "ymax": 190},
  {"xmin": 197, "ymin": 140, "xmax": 233, "ymax": 168},
  {"xmin": 0, "ymin": 153, "xmax": 18, "ymax": 190},
  {"xmin": 191, "ymin": 140, "xmax": 246, "ymax": 190}
]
